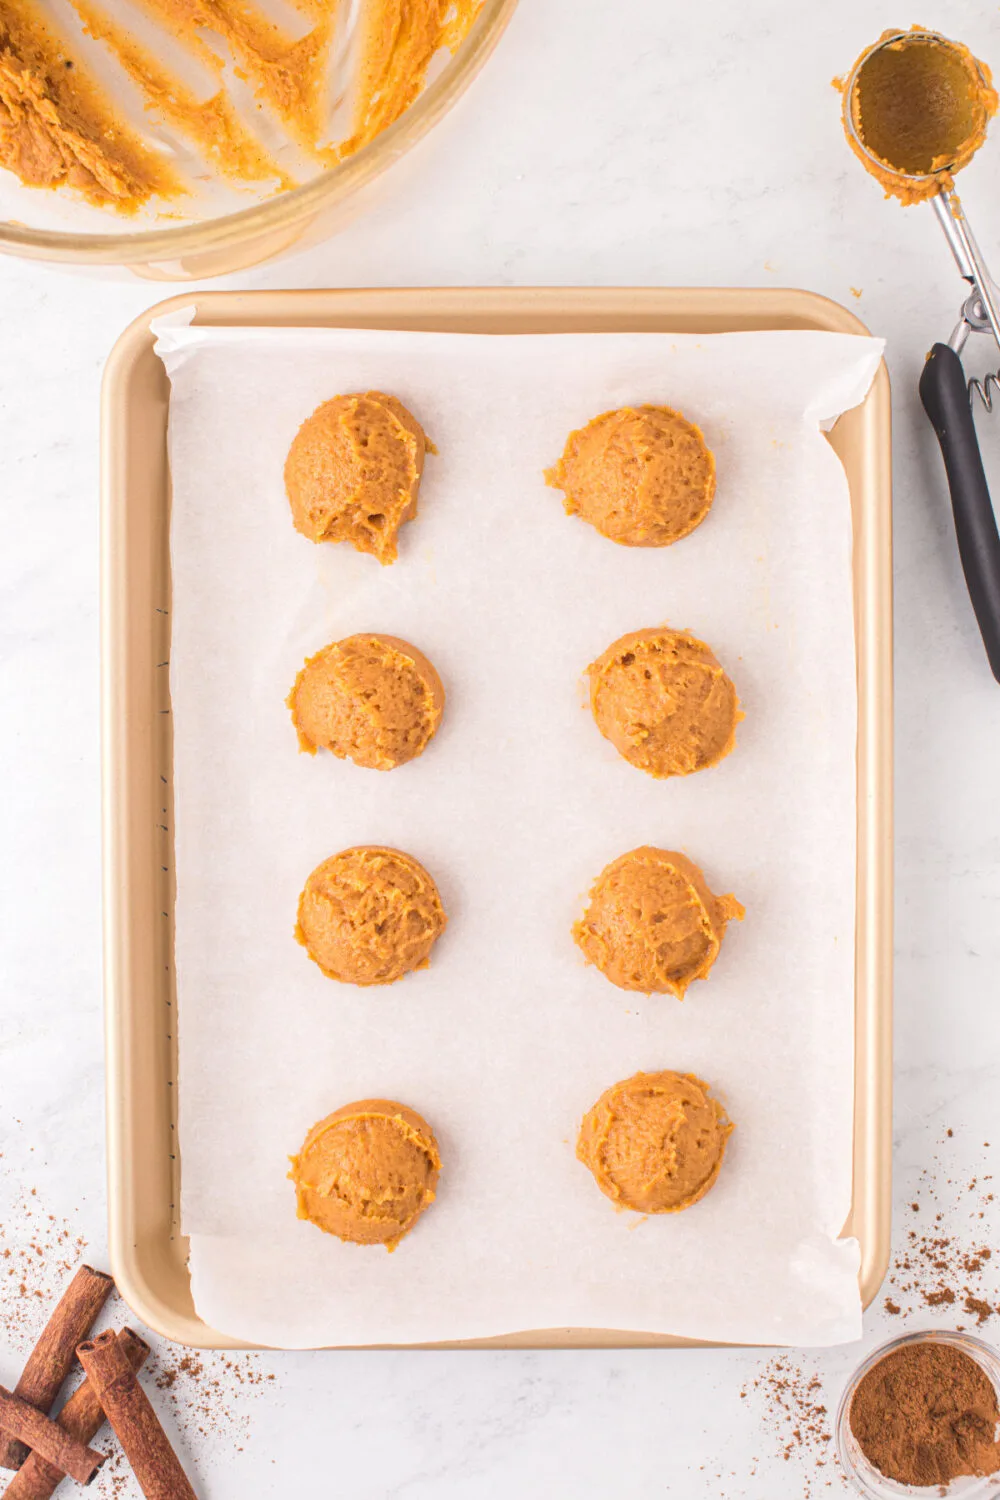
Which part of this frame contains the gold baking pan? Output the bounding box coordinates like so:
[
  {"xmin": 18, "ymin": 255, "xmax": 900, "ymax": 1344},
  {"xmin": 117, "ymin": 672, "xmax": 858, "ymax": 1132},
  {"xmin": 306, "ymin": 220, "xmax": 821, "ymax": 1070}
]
[{"xmin": 101, "ymin": 287, "xmax": 893, "ymax": 1349}]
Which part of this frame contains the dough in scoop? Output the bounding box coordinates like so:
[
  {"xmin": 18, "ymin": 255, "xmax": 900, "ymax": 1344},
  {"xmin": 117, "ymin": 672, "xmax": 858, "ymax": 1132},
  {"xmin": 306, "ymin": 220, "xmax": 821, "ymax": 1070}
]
[
  {"xmin": 577, "ymin": 1070, "xmax": 732, "ymax": 1214},
  {"xmin": 573, "ymin": 846, "xmax": 743, "ymax": 997},
  {"xmin": 841, "ymin": 30, "xmax": 997, "ymax": 204},
  {"xmin": 587, "ymin": 627, "xmax": 740, "ymax": 778},
  {"xmin": 289, "ymin": 1098, "xmax": 441, "ymax": 1249},
  {"xmin": 296, "ymin": 846, "xmax": 447, "ymax": 985},
  {"xmin": 545, "ymin": 405, "xmax": 715, "ymax": 547},
  {"xmin": 287, "ymin": 633, "xmax": 445, "ymax": 770},
  {"xmin": 284, "ymin": 391, "xmax": 429, "ymax": 564}
]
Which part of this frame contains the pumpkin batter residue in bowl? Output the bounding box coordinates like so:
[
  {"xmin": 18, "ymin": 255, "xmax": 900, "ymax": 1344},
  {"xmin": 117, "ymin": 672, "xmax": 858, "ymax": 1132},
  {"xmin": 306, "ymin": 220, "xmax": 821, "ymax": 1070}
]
[{"xmin": 0, "ymin": 0, "xmax": 482, "ymax": 214}]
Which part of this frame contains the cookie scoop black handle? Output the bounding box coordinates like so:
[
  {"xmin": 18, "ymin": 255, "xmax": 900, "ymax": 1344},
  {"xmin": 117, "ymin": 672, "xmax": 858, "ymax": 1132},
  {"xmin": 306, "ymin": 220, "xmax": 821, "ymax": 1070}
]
[{"xmin": 919, "ymin": 342, "xmax": 1000, "ymax": 684}]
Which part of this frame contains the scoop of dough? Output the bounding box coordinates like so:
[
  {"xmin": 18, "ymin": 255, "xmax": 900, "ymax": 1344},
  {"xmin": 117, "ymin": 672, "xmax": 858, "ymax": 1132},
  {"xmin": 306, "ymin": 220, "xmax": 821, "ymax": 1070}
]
[
  {"xmin": 288, "ymin": 633, "xmax": 445, "ymax": 770},
  {"xmin": 289, "ymin": 1098, "xmax": 441, "ymax": 1249},
  {"xmin": 296, "ymin": 846, "xmax": 447, "ymax": 985},
  {"xmin": 545, "ymin": 405, "xmax": 715, "ymax": 547},
  {"xmin": 284, "ymin": 392, "xmax": 429, "ymax": 564},
  {"xmin": 573, "ymin": 846, "xmax": 743, "ymax": 997},
  {"xmin": 587, "ymin": 627, "xmax": 740, "ymax": 778},
  {"xmin": 577, "ymin": 1070, "xmax": 732, "ymax": 1214}
]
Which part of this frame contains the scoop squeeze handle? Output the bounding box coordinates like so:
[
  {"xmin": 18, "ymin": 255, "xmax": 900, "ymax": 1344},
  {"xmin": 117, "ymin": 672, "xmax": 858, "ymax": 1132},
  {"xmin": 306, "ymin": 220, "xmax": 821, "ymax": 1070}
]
[{"xmin": 919, "ymin": 342, "xmax": 1000, "ymax": 683}]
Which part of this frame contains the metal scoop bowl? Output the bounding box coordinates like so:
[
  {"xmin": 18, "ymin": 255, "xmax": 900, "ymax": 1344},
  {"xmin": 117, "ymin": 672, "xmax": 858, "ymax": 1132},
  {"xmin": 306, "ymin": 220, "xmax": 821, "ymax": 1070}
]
[{"xmin": 845, "ymin": 28, "xmax": 1000, "ymax": 682}]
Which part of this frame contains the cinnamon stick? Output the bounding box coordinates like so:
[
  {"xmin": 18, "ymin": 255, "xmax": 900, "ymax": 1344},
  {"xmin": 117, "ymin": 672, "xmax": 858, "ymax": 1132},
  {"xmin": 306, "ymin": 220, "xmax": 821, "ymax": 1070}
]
[
  {"xmin": 77, "ymin": 1330, "xmax": 198, "ymax": 1500},
  {"xmin": 6, "ymin": 1329, "xmax": 150, "ymax": 1500},
  {"xmin": 0, "ymin": 1388, "xmax": 104, "ymax": 1485},
  {"xmin": 0, "ymin": 1265, "xmax": 114, "ymax": 1469}
]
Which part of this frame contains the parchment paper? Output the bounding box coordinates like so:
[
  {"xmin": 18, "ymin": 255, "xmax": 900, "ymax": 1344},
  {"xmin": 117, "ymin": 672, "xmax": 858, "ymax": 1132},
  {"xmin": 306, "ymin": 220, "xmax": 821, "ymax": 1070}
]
[{"xmin": 154, "ymin": 317, "xmax": 884, "ymax": 1348}]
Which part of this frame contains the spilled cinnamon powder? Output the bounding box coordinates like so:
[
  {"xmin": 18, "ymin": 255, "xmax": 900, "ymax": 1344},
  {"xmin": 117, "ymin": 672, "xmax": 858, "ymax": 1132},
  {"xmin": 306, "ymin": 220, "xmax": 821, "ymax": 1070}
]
[
  {"xmin": 881, "ymin": 1133, "xmax": 998, "ymax": 1327},
  {"xmin": 740, "ymin": 1356, "xmax": 834, "ymax": 1497},
  {"xmin": 0, "ymin": 1189, "xmax": 90, "ymax": 1351},
  {"xmin": 152, "ymin": 1349, "xmax": 276, "ymax": 1449}
]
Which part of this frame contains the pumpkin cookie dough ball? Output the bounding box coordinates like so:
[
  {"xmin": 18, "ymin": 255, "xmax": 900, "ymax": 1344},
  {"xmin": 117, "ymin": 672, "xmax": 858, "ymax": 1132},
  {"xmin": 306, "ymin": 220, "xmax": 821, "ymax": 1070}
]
[
  {"xmin": 573, "ymin": 847, "xmax": 743, "ymax": 998},
  {"xmin": 284, "ymin": 391, "xmax": 429, "ymax": 564},
  {"xmin": 296, "ymin": 846, "xmax": 447, "ymax": 985},
  {"xmin": 545, "ymin": 405, "xmax": 715, "ymax": 547},
  {"xmin": 577, "ymin": 1070, "xmax": 732, "ymax": 1214},
  {"xmin": 290, "ymin": 1099, "xmax": 441, "ymax": 1249},
  {"xmin": 588, "ymin": 627, "xmax": 741, "ymax": 778},
  {"xmin": 288, "ymin": 633, "xmax": 445, "ymax": 770}
]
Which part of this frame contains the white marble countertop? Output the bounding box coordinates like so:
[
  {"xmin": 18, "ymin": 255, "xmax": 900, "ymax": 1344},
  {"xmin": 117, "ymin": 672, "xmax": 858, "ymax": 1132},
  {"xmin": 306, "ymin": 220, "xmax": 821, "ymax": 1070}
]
[{"xmin": 4, "ymin": 0, "xmax": 1000, "ymax": 1494}]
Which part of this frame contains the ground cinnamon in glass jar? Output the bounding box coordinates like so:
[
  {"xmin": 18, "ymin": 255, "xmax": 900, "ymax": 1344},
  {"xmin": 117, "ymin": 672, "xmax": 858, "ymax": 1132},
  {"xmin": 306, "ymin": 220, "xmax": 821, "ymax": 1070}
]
[{"xmin": 850, "ymin": 1341, "xmax": 1000, "ymax": 1488}]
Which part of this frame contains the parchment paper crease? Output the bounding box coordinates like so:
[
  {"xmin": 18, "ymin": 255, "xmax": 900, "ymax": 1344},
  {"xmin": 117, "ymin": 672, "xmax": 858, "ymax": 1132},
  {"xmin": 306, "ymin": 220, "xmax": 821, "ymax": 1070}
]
[{"xmin": 154, "ymin": 320, "xmax": 884, "ymax": 1347}]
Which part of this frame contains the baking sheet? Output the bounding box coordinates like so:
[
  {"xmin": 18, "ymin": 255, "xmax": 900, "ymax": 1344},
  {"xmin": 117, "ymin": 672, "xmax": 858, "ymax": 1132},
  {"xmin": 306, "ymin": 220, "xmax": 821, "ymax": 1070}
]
[{"xmin": 154, "ymin": 317, "xmax": 883, "ymax": 1348}]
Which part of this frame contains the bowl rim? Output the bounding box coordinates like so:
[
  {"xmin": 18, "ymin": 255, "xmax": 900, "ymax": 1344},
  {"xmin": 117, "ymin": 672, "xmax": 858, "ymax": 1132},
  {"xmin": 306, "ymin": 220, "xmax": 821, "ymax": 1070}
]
[{"xmin": 0, "ymin": 0, "xmax": 517, "ymax": 264}]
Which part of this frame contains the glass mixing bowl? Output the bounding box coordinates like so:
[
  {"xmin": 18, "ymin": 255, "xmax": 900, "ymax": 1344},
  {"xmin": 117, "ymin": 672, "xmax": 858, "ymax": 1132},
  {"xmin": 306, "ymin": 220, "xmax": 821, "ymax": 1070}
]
[
  {"xmin": 836, "ymin": 1330, "xmax": 1000, "ymax": 1498},
  {"xmin": 0, "ymin": 0, "xmax": 517, "ymax": 281}
]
